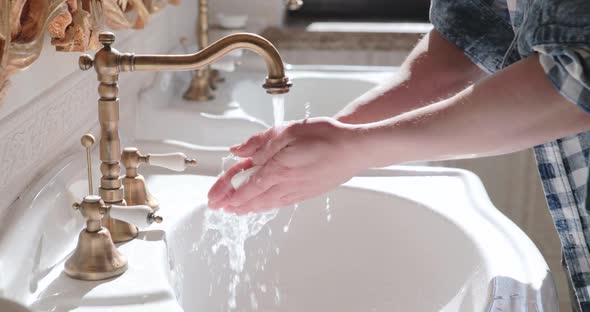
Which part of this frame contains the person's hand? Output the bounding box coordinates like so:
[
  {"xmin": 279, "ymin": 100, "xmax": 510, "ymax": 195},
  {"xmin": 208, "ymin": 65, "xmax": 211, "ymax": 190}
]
[{"xmin": 207, "ymin": 117, "xmax": 365, "ymax": 214}]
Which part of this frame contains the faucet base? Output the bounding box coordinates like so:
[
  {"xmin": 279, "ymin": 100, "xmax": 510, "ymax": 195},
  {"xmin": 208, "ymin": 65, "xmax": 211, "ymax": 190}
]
[
  {"xmin": 183, "ymin": 72, "xmax": 214, "ymax": 102},
  {"xmin": 65, "ymin": 228, "xmax": 128, "ymax": 281},
  {"xmin": 123, "ymin": 175, "xmax": 160, "ymax": 211},
  {"xmin": 102, "ymin": 215, "xmax": 139, "ymax": 243},
  {"xmin": 183, "ymin": 91, "xmax": 213, "ymax": 102}
]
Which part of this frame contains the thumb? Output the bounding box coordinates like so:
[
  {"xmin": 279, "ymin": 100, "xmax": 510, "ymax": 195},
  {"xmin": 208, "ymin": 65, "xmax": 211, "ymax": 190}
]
[{"xmin": 230, "ymin": 128, "xmax": 278, "ymax": 157}]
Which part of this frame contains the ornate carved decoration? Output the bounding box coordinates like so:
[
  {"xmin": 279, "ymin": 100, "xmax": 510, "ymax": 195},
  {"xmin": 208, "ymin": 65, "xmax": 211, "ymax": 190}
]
[
  {"xmin": 0, "ymin": 0, "xmax": 179, "ymax": 106},
  {"xmin": 49, "ymin": 0, "xmax": 101, "ymax": 52}
]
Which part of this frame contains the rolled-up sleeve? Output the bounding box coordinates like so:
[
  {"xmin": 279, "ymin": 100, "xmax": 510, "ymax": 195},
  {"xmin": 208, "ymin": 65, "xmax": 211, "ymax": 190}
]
[
  {"xmin": 517, "ymin": 0, "xmax": 590, "ymax": 113},
  {"xmin": 429, "ymin": 0, "xmax": 520, "ymax": 73},
  {"xmin": 536, "ymin": 47, "xmax": 590, "ymax": 113}
]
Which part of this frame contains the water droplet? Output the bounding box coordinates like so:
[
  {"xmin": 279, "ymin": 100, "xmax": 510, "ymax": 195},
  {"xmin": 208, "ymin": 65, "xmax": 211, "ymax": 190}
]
[
  {"xmin": 274, "ymin": 287, "xmax": 281, "ymax": 305},
  {"xmin": 304, "ymin": 102, "xmax": 311, "ymax": 119},
  {"xmin": 228, "ymin": 297, "xmax": 236, "ymax": 310},
  {"xmin": 283, "ymin": 204, "xmax": 298, "ymax": 232},
  {"xmin": 228, "ymin": 274, "xmax": 240, "ymax": 309},
  {"xmin": 325, "ymin": 196, "xmax": 332, "ymax": 222},
  {"xmin": 250, "ymin": 292, "xmax": 259, "ymax": 310}
]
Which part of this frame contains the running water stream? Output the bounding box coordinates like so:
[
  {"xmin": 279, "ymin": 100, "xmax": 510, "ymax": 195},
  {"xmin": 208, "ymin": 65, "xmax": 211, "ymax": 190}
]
[
  {"xmin": 195, "ymin": 95, "xmax": 333, "ymax": 310},
  {"xmin": 272, "ymin": 95, "xmax": 285, "ymax": 126},
  {"xmin": 195, "ymin": 95, "xmax": 286, "ymax": 310}
]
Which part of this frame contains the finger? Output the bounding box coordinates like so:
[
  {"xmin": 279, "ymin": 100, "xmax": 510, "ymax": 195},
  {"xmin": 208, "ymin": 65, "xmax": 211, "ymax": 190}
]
[
  {"xmin": 226, "ymin": 184, "xmax": 291, "ymax": 215},
  {"xmin": 251, "ymin": 130, "xmax": 296, "ymax": 165},
  {"xmin": 230, "ymin": 128, "xmax": 277, "ymax": 157},
  {"xmin": 208, "ymin": 158, "xmax": 253, "ymax": 208},
  {"xmin": 226, "ymin": 160, "xmax": 286, "ymax": 206},
  {"xmin": 279, "ymin": 183, "xmax": 336, "ymax": 206},
  {"xmin": 279, "ymin": 192, "xmax": 308, "ymax": 205}
]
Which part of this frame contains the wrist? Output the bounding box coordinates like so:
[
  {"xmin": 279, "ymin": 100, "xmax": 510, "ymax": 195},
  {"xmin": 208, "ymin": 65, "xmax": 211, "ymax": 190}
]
[{"xmin": 338, "ymin": 122, "xmax": 384, "ymax": 169}]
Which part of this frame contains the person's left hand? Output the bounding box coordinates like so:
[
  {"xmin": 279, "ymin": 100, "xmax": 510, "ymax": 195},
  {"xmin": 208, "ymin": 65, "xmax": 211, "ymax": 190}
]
[{"xmin": 207, "ymin": 117, "xmax": 365, "ymax": 214}]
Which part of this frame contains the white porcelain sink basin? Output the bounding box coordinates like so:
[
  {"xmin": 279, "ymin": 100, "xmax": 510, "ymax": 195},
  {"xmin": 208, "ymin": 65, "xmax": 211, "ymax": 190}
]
[
  {"xmin": 170, "ymin": 185, "xmax": 485, "ymax": 311},
  {"xmin": 0, "ymin": 138, "xmax": 558, "ymax": 311},
  {"xmin": 163, "ymin": 167, "xmax": 557, "ymax": 312}
]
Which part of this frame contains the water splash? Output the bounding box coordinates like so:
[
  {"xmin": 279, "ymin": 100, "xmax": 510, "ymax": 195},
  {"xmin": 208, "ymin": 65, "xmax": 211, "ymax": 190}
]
[
  {"xmin": 205, "ymin": 209, "xmax": 279, "ymax": 272},
  {"xmin": 326, "ymin": 196, "xmax": 332, "ymax": 222},
  {"xmin": 193, "ymin": 95, "xmax": 307, "ymax": 309},
  {"xmin": 250, "ymin": 292, "xmax": 259, "ymax": 310},
  {"xmin": 283, "ymin": 203, "xmax": 298, "ymax": 233},
  {"xmin": 196, "ymin": 208, "xmax": 279, "ymax": 310},
  {"xmin": 304, "ymin": 102, "xmax": 311, "ymax": 119},
  {"xmin": 274, "ymin": 286, "xmax": 281, "ymax": 305},
  {"xmin": 195, "ymin": 151, "xmax": 281, "ymax": 310},
  {"xmin": 228, "ymin": 274, "xmax": 240, "ymax": 309}
]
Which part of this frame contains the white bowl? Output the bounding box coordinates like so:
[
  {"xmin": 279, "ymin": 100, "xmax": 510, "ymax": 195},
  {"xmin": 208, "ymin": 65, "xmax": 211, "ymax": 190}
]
[{"xmin": 216, "ymin": 13, "xmax": 248, "ymax": 29}]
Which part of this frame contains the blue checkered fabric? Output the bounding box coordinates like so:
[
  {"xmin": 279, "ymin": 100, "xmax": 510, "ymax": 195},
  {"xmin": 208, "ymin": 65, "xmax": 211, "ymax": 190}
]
[
  {"xmin": 430, "ymin": 0, "xmax": 590, "ymax": 310},
  {"xmin": 538, "ymin": 49, "xmax": 590, "ymax": 114},
  {"xmin": 534, "ymin": 135, "xmax": 590, "ymax": 310}
]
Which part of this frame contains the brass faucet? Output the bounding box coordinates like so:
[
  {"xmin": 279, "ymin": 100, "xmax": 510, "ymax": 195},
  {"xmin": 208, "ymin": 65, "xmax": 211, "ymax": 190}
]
[
  {"xmin": 286, "ymin": 0, "xmax": 304, "ymax": 10},
  {"xmin": 79, "ymin": 31, "xmax": 291, "ymax": 243},
  {"xmin": 183, "ymin": 0, "xmax": 302, "ymax": 101},
  {"xmin": 182, "ymin": 0, "xmax": 220, "ymax": 101}
]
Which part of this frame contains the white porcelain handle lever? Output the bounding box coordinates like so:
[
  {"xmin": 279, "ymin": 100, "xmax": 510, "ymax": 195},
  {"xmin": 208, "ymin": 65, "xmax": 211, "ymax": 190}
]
[
  {"xmin": 147, "ymin": 153, "xmax": 197, "ymax": 172},
  {"xmin": 109, "ymin": 205, "xmax": 163, "ymax": 229}
]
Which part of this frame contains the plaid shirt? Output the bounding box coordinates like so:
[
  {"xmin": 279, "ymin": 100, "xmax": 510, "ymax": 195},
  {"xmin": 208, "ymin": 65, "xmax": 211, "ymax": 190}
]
[{"xmin": 430, "ymin": 0, "xmax": 590, "ymax": 310}]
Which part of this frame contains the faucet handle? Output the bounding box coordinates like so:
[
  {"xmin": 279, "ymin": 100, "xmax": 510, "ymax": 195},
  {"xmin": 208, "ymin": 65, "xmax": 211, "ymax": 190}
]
[
  {"xmin": 109, "ymin": 204, "xmax": 163, "ymax": 229},
  {"xmin": 72, "ymin": 195, "xmax": 106, "ymax": 233},
  {"xmin": 79, "ymin": 54, "xmax": 94, "ymax": 71},
  {"xmin": 122, "ymin": 147, "xmax": 197, "ymax": 173},
  {"xmin": 147, "ymin": 152, "xmax": 198, "ymax": 171},
  {"xmin": 99, "ymin": 32, "xmax": 116, "ymax": 46},
  {"xmin": 80, "ymin": 134, "xmax": 95, "ymax": 195},
  {"xmin": 73, "ymin": 196, "xmax": 162, "ymax": 231},
  {"xmin": 286, "ymin": 0, "xmax": 303, "ymax": 10},
  {"xmin": 78, "ymin": 32, "xmax": 117, "ymax": 71}
]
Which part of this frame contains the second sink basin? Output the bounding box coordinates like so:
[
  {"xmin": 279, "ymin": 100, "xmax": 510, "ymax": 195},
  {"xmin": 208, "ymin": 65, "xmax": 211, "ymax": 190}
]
[{"xmin": 136, "ymin": 65, "xmax": 394, "ymax": 148}]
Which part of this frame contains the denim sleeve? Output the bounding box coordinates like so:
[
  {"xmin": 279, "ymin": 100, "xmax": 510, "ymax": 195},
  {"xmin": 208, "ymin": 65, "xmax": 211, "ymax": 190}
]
[
  {"xmin": 429, "ymin": 0, "xmax": 520, "ymax": 73},
  {"xmin": 519, "ymin": 0, "xmax": 590, "ymax": 114}
]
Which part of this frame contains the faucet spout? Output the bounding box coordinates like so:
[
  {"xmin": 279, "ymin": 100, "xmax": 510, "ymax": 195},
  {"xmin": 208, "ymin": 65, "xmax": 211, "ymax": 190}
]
[
  {"xmin": 132, "ymin": 33, "xmax": 291, "ymax": 94},
  {"xmin": 129, "ymin": 33, "xmax": 291, "ymax": 94}
]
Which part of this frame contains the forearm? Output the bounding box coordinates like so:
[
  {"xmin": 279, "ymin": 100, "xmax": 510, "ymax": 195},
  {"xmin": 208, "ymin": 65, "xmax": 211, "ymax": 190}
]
[
  {"xmin": 354, "ymin": 54, "xmax": 590, "ymax": 167},
  {"xmin": 335, "ymin": 30, "xmax": 487, "ymax": 124}
]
